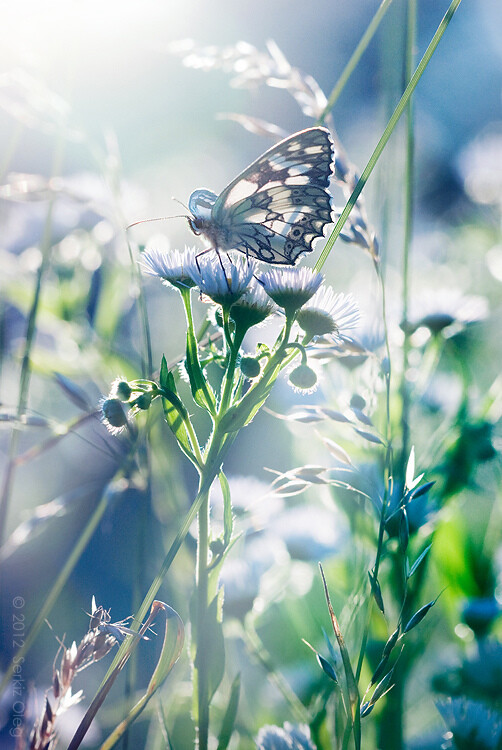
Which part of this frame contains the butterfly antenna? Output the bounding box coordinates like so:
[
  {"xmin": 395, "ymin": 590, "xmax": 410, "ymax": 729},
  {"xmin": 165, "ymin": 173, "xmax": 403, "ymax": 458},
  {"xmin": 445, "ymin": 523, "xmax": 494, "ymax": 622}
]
[
  {"xmin": 172, "ymin": 196, "xmax": 190, "ymax": 211},
  {"xmin": 126, "ymin": 215, "xmax": 186, "ymax": 230}
]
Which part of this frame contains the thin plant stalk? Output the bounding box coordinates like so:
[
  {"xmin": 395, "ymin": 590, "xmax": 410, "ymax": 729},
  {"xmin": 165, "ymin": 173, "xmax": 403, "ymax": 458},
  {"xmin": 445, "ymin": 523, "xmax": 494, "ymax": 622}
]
[
  {"xmin": 375, "ymin": 5, "xmax": 417, "ymax": 748},
  {"xmin": 400, "ymin": 0, "xmax": 417, "ymax": 474},
  {"xmin": 0, "ymin": 485, "xmax": 110, "ymax": 694},
  {"xmin": 315, "ymin": 0, "xmax": 463, "ymax": 272},
  {"xmin": 99, "ymin": 305, "xmax": 305, "ymax": 750},
  {"xmin": 86, "ymin": 137, "xmax": 153, "ymax": 379},
  {"xmin": 0, "ymin": 136, "xmax": 65, "ymax": 544},
  {"xmin": 242, "ymin": 621, "xmax": 310, "ymax": 724},
  {"xmin": 317, "ymin": 0, "xmax": 396, "ymax": 125},
  {"xmin": 196, "ymin": 487, "xmax": 210, "ymax": 750}
]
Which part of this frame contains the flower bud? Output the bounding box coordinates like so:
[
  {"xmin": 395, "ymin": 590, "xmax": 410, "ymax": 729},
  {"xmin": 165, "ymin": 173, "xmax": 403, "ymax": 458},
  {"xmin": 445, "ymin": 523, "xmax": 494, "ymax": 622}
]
[
  {"xmin": 289, "ymin": 364, "xmax": 317, "ymax": 390},
  {"xmin": 101, "ymin": 398, "xmax": 128, "ymax": 429},
  {"xmin": 240, "ymin": 356, "xmax": 261, "ymax": 378},
  {"xmin": 135, "ymin": 392, "xmax": 153, "ymax": 410},
  {"xmin": 115, "ymin": 380, "xmax": 132, "ymax": 401}
]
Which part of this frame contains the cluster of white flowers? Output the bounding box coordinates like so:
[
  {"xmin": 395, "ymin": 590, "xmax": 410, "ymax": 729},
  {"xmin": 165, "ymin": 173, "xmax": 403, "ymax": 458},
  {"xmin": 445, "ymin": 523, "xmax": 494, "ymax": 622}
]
[{"xmin": 141, "ymin": 247, "xmax": 360, "ymax": 344}]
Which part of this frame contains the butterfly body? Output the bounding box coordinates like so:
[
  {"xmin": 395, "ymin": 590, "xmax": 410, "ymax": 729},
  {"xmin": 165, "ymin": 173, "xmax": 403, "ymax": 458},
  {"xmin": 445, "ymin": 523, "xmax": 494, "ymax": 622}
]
[{"xmin": 187, "ymin": 127, "xmax": 334, "ymax": 265}]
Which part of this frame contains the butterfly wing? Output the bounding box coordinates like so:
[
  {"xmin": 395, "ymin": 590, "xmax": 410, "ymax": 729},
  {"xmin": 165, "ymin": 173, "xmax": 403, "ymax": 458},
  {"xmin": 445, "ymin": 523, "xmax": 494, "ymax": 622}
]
[{"xmin": 211, "ymin": 127, "xmax": 333, "ymax": 264}]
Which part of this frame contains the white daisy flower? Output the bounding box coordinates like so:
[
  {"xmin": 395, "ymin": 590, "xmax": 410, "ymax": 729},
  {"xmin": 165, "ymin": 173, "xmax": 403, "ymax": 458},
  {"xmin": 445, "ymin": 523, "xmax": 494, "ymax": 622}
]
[
  {"xmin": 258, "ymin": 267, "xmax": 324, "ymax": 317},
  {"xmin": 188, "ymin": 255, "xmax": 256, "ymax": 307},
  {"xmin": 296, "ymin": 287, "xmax": 360, "ymax": 341},
  {"xmin": 141, "ymin": 247, "xmax": 199, "ymax": 290},
  {"xmin": 230, "ymin": 279, "xmax": 277, "ymax": 330}
]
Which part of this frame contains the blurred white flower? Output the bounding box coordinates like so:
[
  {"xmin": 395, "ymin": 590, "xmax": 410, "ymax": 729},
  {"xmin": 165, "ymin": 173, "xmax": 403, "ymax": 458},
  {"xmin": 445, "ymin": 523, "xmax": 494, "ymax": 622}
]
[
  {"xmin": 269, "ymin": 504, "xmax": 345, "ymax": 561},
  {"xmin": 458, "ymin": 130, "xmax": 502, "ymax": 207},
  {"xmin": 437, "ymin": 697, "xmax": 502, "ymax": 749},
  {"xmin": 407, "ymin": 287, "xmax": 488, "ymax": 336},
  {"xmin": 256, "ymin": 722, "xmax": 316, "ymax": 750}
]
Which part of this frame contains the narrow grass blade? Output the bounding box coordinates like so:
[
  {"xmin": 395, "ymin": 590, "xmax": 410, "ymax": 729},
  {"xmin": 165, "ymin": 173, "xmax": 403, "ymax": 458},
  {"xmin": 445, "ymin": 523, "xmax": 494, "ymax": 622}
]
[
  {"xmin": 319, "ymin": 564, "xmax": 360, "ymax": 749},
  {"xmin": 315, "ymin": 0, "xmax": 463, "ymax": 271}
]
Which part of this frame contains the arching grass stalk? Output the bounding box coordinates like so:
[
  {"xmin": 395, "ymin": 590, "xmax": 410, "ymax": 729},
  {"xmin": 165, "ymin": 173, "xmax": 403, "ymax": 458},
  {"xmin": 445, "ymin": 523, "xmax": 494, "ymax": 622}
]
[
  {"xmin": 315, "ymin": 0, "xmax": 463, "ymax": 273},
  {"xmin": 400, "ymin": 0, "xmax": 417, "ymax": 475},
  {"xmin": 0, "ymin": 484, "xmax": 111, "ymax": 694},
  {"xmin": 317, "ymin": 0, "xmax": 396, "ymax": 125},
  {"xmin": 86, "ymin": 136, "xmax": 154, "ymax": 379}
]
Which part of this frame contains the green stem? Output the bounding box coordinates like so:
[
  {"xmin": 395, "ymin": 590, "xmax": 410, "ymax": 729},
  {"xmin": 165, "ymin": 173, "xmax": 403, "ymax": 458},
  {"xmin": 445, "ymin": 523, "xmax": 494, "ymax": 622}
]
[
  {"xmin": 315, "ymin": 0, "xmax": 463, "ymax": 272},
  {"xmin": 400, "ymin": 0, "xmax": 417, "ymax": 475},
  {"xmin": 376, "ymin": 7, "xmax": 417, "ymax": 748},
  {"xmin": 317, "ymin": 0, "xmax": 395, "ymax": 124},
  {"xmin": 196, "ymin": 486, "xmax": 210, "ymax": 750},
  {"xmin": 229, "ymin": 315, "xmax": 295, "ymax": 411},
  {"xmin": 243, "ymin": 620, "xmax": 310, "ymax": 723},
  {"xmin": 0, "ymin": 137, "xmax": 65, "ymax": 544},
  {"xmin": 375, "ymin": 260, "xmax": 393, "ymax": 472},
  {"xmin": 0, "ymin": 486, "xmax": 110, "ymax": 695},
  {"xmin": 218, "ymin": 311, "xmax": 245, "ymax": 416},
  {"xmin": 100, "ymin": 425, "xmax": 237, "ymax": 684},
  {"xmin": 182, "ymin": 288, "xmax": 216, "ymax": 416}
]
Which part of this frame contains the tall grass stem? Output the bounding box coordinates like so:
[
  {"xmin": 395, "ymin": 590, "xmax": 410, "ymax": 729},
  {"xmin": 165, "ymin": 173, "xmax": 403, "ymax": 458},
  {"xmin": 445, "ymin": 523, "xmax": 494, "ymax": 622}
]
[
  {"xmin": 317, "ymin": 0, "xmax": 395, "ymax": 125},
  {"xmin": 315, "ymin": 0, "xmax": 463, "ymax": 272}
]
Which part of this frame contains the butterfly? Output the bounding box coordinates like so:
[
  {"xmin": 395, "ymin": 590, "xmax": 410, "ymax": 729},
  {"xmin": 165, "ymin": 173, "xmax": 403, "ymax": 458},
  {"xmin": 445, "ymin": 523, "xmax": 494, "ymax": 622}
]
[{"xmin": 187, "ymin": 126, "xmax": 334, "ymax": 265}]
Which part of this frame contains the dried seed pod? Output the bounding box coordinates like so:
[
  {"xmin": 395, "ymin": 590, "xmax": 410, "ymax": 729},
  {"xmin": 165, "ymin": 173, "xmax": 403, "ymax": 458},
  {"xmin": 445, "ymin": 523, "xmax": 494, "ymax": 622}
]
[
  {"xmin": 316, "ymin": 653, "xmax": 338, "ymax": 683},
  {"xmin": 52, "ymin": 669, "xmax": 61, "ymax": 700},
  {"xmin": 382, "ymin": 627, "xmax": 400, "ymax": 658},
  {"xmin": 368, "ymin": 570, "xmax": 385, "ymax": 614},
  {"xmin": 403, "ymin": 598, "xmax": 438, "ymax": 634}
]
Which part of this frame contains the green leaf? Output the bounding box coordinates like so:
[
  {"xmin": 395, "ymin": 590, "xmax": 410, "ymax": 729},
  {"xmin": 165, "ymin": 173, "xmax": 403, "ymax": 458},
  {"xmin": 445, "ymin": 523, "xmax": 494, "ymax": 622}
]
[
  {"xmin": 195, "ymin": 594, "xmax": 225, "ymax": 705},
  {"xmin": 219, "ymin": 471, "xmax": 233, "ymax": 547},
  {"xmin": 405, "ymin": 446, "xmax": 415, "ymax": 491},
  {"xmin": 145, "ymin": 603, "xmax": 185, "ymax": 694},
  {"xmin": 399, "ymin": 508, "xmax": 409, "ymax": 552},
  {"xmin": 319, "ymin": 564, "xmax": 360, "ymax": 749},
  {"xmin": 382, "ymin": 627, "xmax": 400, "ymax": 658},
  {"xmin": 354, "ymin": 428, "xmax": 384, "ymax": 445},
  {"xmin": 219, "ymin": 363, "xmax": 281, "ymax": 434},
  {"xmin": 89, "ymin": 601, "xmax": 184, "ymax": 750},
  {"xmin": 369, "ymin": 668, "xmax": 394, "ymax": 705},
  {"xmin": 159, "ymin": 355, "xmax": 170, "ymax": 391},
  {"xmin": 360, "ymin": 701, "xmax": 374, "ymax": 718},
  {"xmin": 216, "ymin": 674, "xmax": 241, "ymax": 750},
  {"xmin": 370, "ymin": 654, "xmax": 389, "ymax": 688},
  {"xmin": 409, "ymin": 480, "xmax": 435, "ymax": 500},
  {"xmin": 159, "ymin": 357, "xmax": 196, "ymax": 462},
  {"xmin": 186, "ymin": 325, "xmax": 215, "ymax": 412}
]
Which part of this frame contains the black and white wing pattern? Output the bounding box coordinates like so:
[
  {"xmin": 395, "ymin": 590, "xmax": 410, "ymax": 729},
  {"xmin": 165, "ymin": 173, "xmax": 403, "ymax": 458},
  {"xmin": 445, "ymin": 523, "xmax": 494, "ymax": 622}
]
[{"xmin": 187, "ymin": 127, "xmax": 334, "ymax": 265}]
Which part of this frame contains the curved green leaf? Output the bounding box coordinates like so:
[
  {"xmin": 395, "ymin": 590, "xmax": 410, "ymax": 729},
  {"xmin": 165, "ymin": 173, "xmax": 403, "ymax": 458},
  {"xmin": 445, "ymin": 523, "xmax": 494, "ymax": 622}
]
[
  {"xmin": 99, "ymin": 601, "xmax": 184, "ymax": 750},
  {"xmin": 159, "ymin": 356, "xmax": 199, "ymax": 465},
  {"xmin": 216, "ymin": 673, "xmax": 241, "ymax": 750}
]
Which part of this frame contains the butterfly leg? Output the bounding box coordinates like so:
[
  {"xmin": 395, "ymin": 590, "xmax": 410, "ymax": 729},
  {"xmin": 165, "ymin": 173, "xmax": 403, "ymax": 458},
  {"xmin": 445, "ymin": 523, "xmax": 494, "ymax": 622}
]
[
  {"xmin": 194, "ymin": 246, "xmax": 214, "ymax": 273},
  {"xmin": 214, "ymin": 249, "xmax": 233, "ymax": 292}
]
